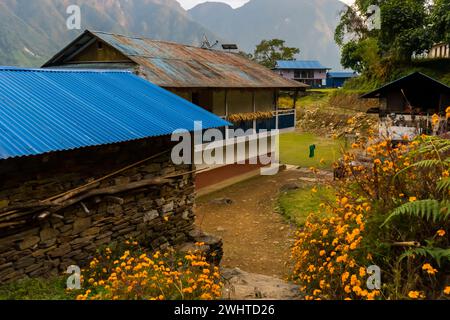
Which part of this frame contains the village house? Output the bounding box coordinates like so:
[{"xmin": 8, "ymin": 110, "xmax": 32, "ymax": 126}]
[
  {"xmin": 0, "ymin": 67, "xmax": 228, "ymax": 283},
  {"xmin": 428, "ymin": 42, "xmax": 450, "ymax": 59},
  {"xmin": 326, "ymin": 71, "xmax": 357, "ymax": 88},
  {"xmin": 273, "ymin": 60, "xmax": 329, "ymax": 88},
  {"xmin": 42, "ymin": 30, "xmax": 307, "ymax": 194},
  {"xmin": 362, "ymin": 72, "xmax": 450, "ymax": 141}
]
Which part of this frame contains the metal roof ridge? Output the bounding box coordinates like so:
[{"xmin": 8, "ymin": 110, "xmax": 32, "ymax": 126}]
[
  {"xmin": 92, "ymin": 30, "xmax": 227, "ymax": 53},
  {"xmin": 0, "ymin": 66, "xmax": 132, "ymax": 74}
]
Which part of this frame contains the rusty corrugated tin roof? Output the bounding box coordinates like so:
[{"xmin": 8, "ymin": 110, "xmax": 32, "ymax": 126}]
[{"xmin": 44, "ymin": 30, "xmax": 307, "ymax": 89}]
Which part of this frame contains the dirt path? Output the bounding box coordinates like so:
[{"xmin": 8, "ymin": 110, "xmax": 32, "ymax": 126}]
[{"xmin": 196, "ymin": 168, "xmax": 326, "ymax": 278}]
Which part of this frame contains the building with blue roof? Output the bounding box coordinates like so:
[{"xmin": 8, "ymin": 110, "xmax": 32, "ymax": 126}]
[
  {"xmin": 0, "ymin": 67, "xmax": 229, "ymax": 281},
  {"xmin": 274, "ymin": 60, "xmax": 330, "ymax": 88},
  {"xmin": 0, "ymin": 67, "xmax": 228, "ymax": 159},
  {"xmin": 326, "ymin": 71, "xmax": 357, "ymax": 88},
  {"xmin": 43, "ymin": 30, "xmax": 307, "ymax": 193}
]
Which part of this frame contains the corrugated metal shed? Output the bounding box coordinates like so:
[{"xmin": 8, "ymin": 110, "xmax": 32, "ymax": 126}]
[
  {"xmin": 0, "ymin": 67, "xmax": 229, "ymax": 160},
  {"xmin": 361, "ymin": 72, "xmax": 450, "ymax": 98},
  {"xmin": 327, "ymin": 72, "xmax": 357, "ymax": 78},
  {"xmin": 275, "ymin": 60, "xmax": 330, "ymax": 70},
  {"xmin": 43, "ymin": 30, "xmax": 307, "ymax": 89}
]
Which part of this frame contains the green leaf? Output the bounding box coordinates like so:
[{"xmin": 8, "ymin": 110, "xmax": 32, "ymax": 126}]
[
  {"xmin": 382, "ymin": 200, "xmax": 450, "ymax": 227},
  {"xmin": 399, "ymin": 247, "xmax": 450, "ymax": 268},
  {"xmin": 437, "ymin": 178, "xmax": 450, "ymax": 194}
]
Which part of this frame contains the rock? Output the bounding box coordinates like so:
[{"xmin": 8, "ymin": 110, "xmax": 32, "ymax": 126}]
[
  {"xmin": 162, "ymin": 202, "xmax": 174, "ymax": 213},
  {"xmin": 114, "ymin": 176, "xmax": 130, "ymax": 185},
  {"xmin": 73, "ymin": 217, "xmax": 92, "ymax": 234},
  {"xmin": 48, "ymin": 244, "xmax": 72, "ymax": 258},
  {"xmin": 221, "ymin": 268, "xmax": 301, "ymax": 300},
  {"xmin": 80, "ymin": 227, "xmax": 101, "ymax": 237},
  {"xmin": 40, "ymin": 228, "xmax": 59, "ymax": 242},
  {"xmin": 210, "ymin": 198, "xmax": 234, "ymax": 205},
  {"xmin": 144, "ymin": 210, "xmax": 159, "ymax": 223},
  {"xmin": 280, "ymin": 183, "xmax": 300, "ymax": 192},
  {"xmin": 19, "ymin": 236, "xmax": 40, "ymax": 250},
  {"xmin": 15, "ymin": 255, "xmax": 36, "ymax": 269},
  {"xmin": 0, "ymin": 199, "xmax": 9, "ymax": 209}
]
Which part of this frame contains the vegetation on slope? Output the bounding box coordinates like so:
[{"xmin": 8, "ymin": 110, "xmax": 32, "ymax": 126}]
[
  {"xmin": 336, "ymin": 0, "xmax": 450, "ymax": 90},
  {"xmin": 291, "ymin": 136, "xmax": 450, "ymax": 300}
]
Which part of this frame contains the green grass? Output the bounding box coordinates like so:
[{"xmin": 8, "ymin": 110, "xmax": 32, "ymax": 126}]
[
  {"xmin": 279, "ymin": 132, "xmax": 343, "ymax": 169},
  {"xmin": 278, "ymin": 185, "xmax": 335, "ymax": 226},
  {"xmin": 0, "ymin": 277, "xmax": 80, "ymax": 300}
]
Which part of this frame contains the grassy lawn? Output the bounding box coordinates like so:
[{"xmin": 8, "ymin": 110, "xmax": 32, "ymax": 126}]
[
  {"xmin": 0, "ymin": 277, "xmax": 79, "ymax": 300},
  {"xmin": 278, "ymin": 185, "xmax": 335, "ymax": 226},
  {"xmin": 279, "ymin": 132, "xmax": 344, "ymax": 169}
]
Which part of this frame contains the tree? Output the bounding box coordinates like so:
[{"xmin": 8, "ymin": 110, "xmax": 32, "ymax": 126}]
[
  {"xmin": 429, "ymin": 0, "xmax": 450, "ymax": 45},
  {"xmin": 378, "ymin": 0, "xmax": 431, "ymax": 60},
  {"xmin": 252, "ymin": 39, "xmax": 300, "ymax": 69},
  {"xmin": 341, "ymin": 39, "xmax": 380, "ymax": 73},
  {"xmin": 335, "ymin": 0, "xmax": 434, "ymax": 75}
]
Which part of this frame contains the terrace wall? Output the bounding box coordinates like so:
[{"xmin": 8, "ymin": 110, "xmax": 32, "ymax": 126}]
[{"xmin": 0, "ymin": 138, "xmax": 213, "ymax": 283}]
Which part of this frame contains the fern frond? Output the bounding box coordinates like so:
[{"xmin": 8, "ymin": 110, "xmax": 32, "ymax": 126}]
[
  {"xmin": 382, "ymin": 200, "xmax": 450, "ymax": 227},
  {"xmin": 394, "ymin": 160, "xmax": 445, "ymax": 179},
  {"xmin": 437, "ymin": 178, "xmax": 450, "ymax": 194},
  {"xmin": 399, "ymin": 247, "xmax": 450, "ymax": 267}
]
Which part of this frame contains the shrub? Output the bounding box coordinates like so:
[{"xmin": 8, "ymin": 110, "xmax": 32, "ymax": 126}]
[
  {"xmin": 76, "ymin": 241, "xmax": 223, "ymax": 300},
  {"xmin": 291, "ymin": 136, "xmax": 450, "ymax": 300}
]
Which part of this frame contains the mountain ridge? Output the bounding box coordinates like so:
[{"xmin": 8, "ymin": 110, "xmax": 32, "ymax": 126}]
[
  {"xmin": 189, "ymin": 0, "xmax": 346, "ymax": 69},
  {"xmin": 0, "ymin": 0, "xmax": 218, "ymax": 67},
  {"xmin": 0, "ymin": 0, "xmax": 345, "ymax": 69}
]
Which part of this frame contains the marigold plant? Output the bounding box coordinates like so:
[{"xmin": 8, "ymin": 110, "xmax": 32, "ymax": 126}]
[
  {"xmin": 291, "ymin": 135, "xmax": 450, "ymax": 300},
  {"xmin": 77, "ymin": 241, "xmax": 223, "ymax": 300}
]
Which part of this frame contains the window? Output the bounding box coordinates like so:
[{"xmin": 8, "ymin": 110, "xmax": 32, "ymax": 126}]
[
  {"xmin": 97, "ymin": 41, "xmax": 104, "ymax": 50},
  {"xmin": 294, "ymin": 70, "xmax": 301, "ymax": 79}
]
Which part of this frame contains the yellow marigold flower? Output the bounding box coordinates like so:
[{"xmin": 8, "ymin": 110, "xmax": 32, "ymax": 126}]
[
  {"xmin": 312, "ymin": 187, "xmax": 318, "ymax": 193},
  {"xmin": 344, "ymin": 285, "xmax": 351, "ymax": 294},
  {"xmin": 322, "ymin": 229, "xmax": 329, "ymax": 237},
  {"xmin": 319, "ymin": 250, "xmax": 326, "ymax": 256},
  {"xmin": 408, "ymin": 291, "xmax": 420, "ymax": 299},
  {"xmin": 374, "ymin": 159, "xmax": 382, "ymax": 165},
  {"xmin": 409, "ymin": 197, "xmax": 417, "ymax": 202},
  {"xmin": 341, "ymin": 197, "xmax": 349, "ymax": 206},
  {"xmin": 436, "ymin": 229, "xmax": 446, "ymax": 237},
  {"xmin": 443, "ymin": 171, "xmax": 449, "ymax": 178}
]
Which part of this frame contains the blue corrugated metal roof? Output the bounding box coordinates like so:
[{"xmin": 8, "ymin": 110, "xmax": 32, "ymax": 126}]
[
  {"xmin": 327, "ymin": 72, "xmax": 357, "ymax": 78},
  {"xmin": 275, "ymin": 60, "xmax": 329, "ymax": 70},
  {"xmin": 0, "ymin": 67, "xmax": 230, "ymax": 160}
]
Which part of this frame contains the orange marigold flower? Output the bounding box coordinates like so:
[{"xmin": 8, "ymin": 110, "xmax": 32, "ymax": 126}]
[
  {"xmin": 422, "ymin": 263, "xmax": 438, "ymax": 275},
  {"xmin": 408, "ymin": 291, "xmax": 420, "ymax": 299},
  {"xmin": 341, "ymin": 197, "xmax": 349, "ymax": 206},
  {"xmin": 444, "ymin": 286, "xmax": 450, "ymax": 295},
  {"xmin": 436, "ymin": 229, "xmax": 446, "ymax": 237}
]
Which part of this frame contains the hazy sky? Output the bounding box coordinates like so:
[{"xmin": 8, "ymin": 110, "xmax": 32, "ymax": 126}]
[{"xmin": 177, "ymin": 0, "xmax": 355, "ymax": 10}]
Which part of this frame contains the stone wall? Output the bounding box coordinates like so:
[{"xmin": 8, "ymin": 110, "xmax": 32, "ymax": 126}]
[{"xmin": 0, "ymin": 137, "xmax": 198, "ymax": 283}]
